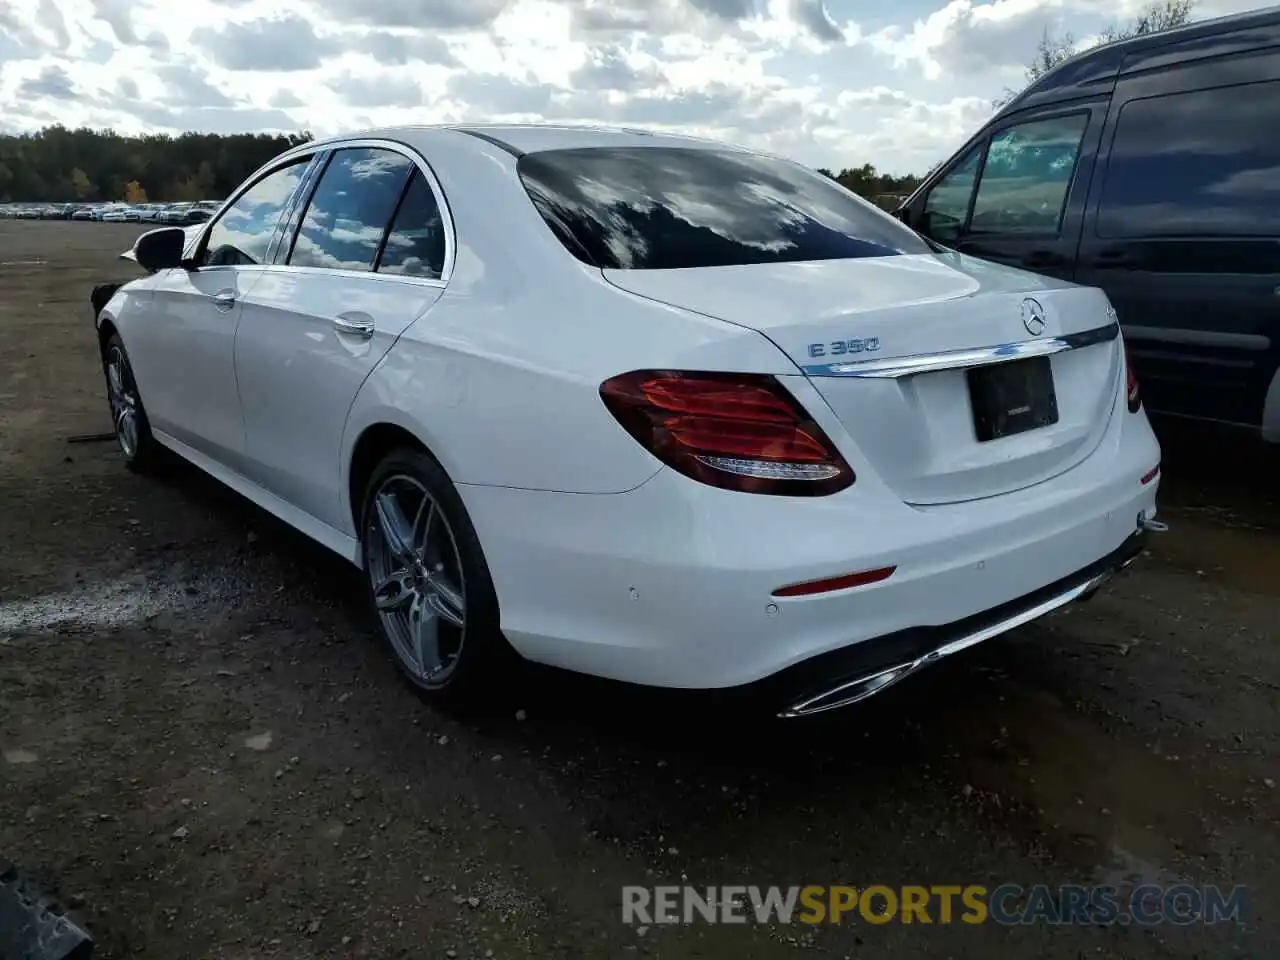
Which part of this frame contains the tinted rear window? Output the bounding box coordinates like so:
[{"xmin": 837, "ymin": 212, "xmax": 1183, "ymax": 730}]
[
  {"xmin": 1098, "ymin": 81, "xmax": 1280, "ymax": 238},
  {"xmin": 517, "ymin": 146, "xmax": 930, "ymax": 269}
]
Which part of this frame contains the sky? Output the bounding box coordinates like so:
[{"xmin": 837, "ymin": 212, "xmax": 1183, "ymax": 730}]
[{"xmin": 0, "ymin": 0, "xmax": 1266, "ymax": 174}]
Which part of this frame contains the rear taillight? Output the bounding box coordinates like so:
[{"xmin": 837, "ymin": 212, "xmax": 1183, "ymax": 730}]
[
  {"xmin": 600, "ymin": 370, "xmax": 855, "ymax": 496},
  {"xmin": 1124, "ymin": 344, "xmax": 1141, "ymax": 413}
]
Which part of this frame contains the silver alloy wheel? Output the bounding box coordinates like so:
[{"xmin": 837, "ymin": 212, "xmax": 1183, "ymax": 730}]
[
  {"xmin": 366, "ymin": 474, "xmax": 467, "ymax": 685},
  {"xmin": 105, "ymin": 346, "xmax": 140, "ymax": 459}
]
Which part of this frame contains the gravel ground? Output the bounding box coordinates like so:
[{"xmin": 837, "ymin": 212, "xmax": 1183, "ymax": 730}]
[{"xmin": 1, "ymin": 220, "xmax": 1277, "ymax": 959}]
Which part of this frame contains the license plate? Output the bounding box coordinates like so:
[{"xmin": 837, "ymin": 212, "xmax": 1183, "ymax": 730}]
[{"xmin": 967, "ymin": 356, "xmax": 1059, "ymax": 442}]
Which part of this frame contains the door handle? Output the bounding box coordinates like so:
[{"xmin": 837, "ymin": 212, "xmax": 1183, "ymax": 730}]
[
  {"xmin": 332, "ymin": 313, "xmax": 375, "ymax": 339},
  {"xmin": 1022, "ymin": 250, "xmax": 1063, "ymax": 268},
  {"xmin": 212, "ymin": 289, "xmax": 237, "ymax": 312},
  {"xmin": 1092, "ymin": 249, "xmax": 1135, "ymax": 268}
]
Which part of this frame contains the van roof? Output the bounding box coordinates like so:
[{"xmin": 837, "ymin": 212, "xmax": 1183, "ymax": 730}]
[{"xmin": 994, "ymin": 5, "xmax": 1280, "ymax": 120}]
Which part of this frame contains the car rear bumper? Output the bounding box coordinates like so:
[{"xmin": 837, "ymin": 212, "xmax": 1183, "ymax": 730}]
[
  {"xmin": 763, "ymin": 526, "xmax": 1149, "ymax": 716},
  {"xmin": 460, "ymin": 406, "xmax": 1161, "ymax": 697}
]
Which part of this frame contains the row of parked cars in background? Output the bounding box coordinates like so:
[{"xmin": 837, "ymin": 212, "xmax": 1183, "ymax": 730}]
[{"xmin": 0, "ymin": 200, "xmax": 221, "ymax": 225}]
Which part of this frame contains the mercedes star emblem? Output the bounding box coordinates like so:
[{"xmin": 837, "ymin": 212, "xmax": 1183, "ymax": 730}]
[{"xmin": 1021, "ymin": 298, "xmax": 1047, "ymax": 336}]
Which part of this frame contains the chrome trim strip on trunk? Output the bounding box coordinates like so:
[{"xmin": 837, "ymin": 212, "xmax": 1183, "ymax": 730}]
[{"xmin": 802, "ymin": 321, "xmax": 1119, "ymax": 379}]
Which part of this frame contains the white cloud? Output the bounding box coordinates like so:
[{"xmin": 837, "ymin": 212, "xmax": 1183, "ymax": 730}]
[
  {"xmin": 870, "ymin": 0, "xmax": 1071, "ymax": 81},
  {"xmin": 192, "ymin": 15, "xmax": 343, "ymax": 72},
  {"xmin": 0, "ymin": 0, "xmax": 1242, "ymax": 174}
]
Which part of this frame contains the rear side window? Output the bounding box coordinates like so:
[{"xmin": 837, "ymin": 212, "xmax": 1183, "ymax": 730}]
[
  {"xmin": 201, "ymin": 159, "xmax": 309, "ymax": 267},
  {"xmin": 969, "ymin": 114, "xmax": 1088, "ymax": 235},
  {"xmin": 1098, "ymin": 81, "xmax": 1280, "ymax": 238},
  {"xmin": 517, "ymin": 146, "xmax": 930, "ymax": 269},
  {"xmin": 377, "ymin": 172, "xmax": 447, "ymax": 280},
  {"xmin": 289, "ymin": 148, "xmax": 413, "ymax": 271}
]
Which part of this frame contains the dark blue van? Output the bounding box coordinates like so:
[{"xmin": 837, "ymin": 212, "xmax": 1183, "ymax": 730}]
[{"xmin": 896, "ymin": 7, "xmax": 1280, "ymax": 443}]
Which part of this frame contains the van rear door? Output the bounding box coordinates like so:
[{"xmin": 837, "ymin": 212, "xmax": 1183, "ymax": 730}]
[{"xmin": 1074, "ymin": 47, "xmax": 1280, "ymax": 429}]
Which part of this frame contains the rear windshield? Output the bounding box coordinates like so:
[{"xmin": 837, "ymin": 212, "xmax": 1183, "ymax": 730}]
[{"xmin": 517, "ymin": 146, "xmax": 930, "ymax": 269}]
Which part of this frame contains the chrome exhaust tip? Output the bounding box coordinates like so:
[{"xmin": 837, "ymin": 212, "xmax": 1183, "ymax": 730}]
[
  {"xmin": 777, "ymin": 662, "xmax": 917, "ymax": 718},
  {"xmin": 1137, "ymin": 512, "xmax": 1168, "ymax": 534}
]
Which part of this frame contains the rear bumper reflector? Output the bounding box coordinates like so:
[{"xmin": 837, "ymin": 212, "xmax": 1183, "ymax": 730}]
[
  {"xmin": 772, "ymin": 565, "xmax": 896, "ymax": 598},
  {"xmin": 1140, "ymin": 464, "xmax": 1160, "ymax": 485}
]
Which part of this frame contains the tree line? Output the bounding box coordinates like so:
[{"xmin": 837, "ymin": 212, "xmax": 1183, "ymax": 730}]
[
  {"xmin": 0, "ymin": 126, "xmax": 312, "ymax": 204},
  {"xmin": 0, "ymin": 124, "xmax": 924, "ymax": 207},
  {"xmin": 818, "ymin": 164, "xmax": 922, "ymax": 205}
]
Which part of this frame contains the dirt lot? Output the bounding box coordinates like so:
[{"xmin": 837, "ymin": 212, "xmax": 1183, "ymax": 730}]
[{"xmin": 1, "ymin": 220, "xmax": 1277, "ymax": 959}]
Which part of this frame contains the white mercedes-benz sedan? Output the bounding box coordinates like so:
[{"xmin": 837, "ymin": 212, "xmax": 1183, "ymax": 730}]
[{"xmin": 93, "ymin": 124, "xmax": 1163, "ymax": 716}]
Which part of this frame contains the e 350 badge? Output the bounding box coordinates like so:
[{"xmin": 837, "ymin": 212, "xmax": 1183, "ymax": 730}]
[{"xmin": 807, "ymin": 337, "xmax": 881, "ymax": 358}]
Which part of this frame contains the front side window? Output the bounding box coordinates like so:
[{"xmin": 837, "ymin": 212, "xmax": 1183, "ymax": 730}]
[
  {"xmin": 377, "ymin": 171, "xmax": 447, "ymax": 279},
  {"xmin": 1099, "ymin": 81, "xmax": 1280, "ymax": 238},
  {"xmin": 201, "ymin": 159, "xmax": 309, "ymax": 267},
  {"xmin": 289, "ymin": 148, "xmax": 414, "ymax": 272},
  {"xmin": 923, "ymin": 146, "xmax": 981, "ymax": 243},
  {"xmin": 518, "ymin": 146, "xmax": 931, "ymax": 270},
  {"xmin": 969, "ymin": 114, "xmax": 1089, "ymax": 235}
]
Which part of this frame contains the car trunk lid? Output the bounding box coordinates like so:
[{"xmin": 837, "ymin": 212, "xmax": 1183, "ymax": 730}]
[{"xmin": 603, "ymin": 253, "xmax": 1122, "ymax": 504}]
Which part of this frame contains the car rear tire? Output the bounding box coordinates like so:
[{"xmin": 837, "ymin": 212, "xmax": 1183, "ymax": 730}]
[
  {"xmin": 359, "ymin": 447, "xmax": 514, "ymax": 710},
  {"xmin": 102, "ymin": 334, "xmax": 160, "ymax": 473}
]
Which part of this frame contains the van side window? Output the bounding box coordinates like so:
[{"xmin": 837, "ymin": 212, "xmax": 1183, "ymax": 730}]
[
  {"xmin": 923, "ymin": 147, "xmax": 981, "ymax": 244},
  {"xmin": 969, "ymin": 114, "xmax": 1088, "ymax": 235},
  {"xmin": 1098, "ymin": 82, "xmax": 1280, "ymax": 238}
]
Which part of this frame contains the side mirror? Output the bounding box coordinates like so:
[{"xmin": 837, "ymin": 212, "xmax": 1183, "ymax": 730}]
[{"xmin": 130, "ymin": 227, "xmax": 188, "ymax": 273}]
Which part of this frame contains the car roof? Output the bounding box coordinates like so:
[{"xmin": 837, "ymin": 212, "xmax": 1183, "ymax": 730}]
[
  {"xmin": 300, "ymin": 122, "xmax": 745, "ymax": 159},
  {"xmin": 995, "ymin": 4, "xmax": 1280, "ymax": 119},
  {"xmin": 449, "ymin": 123, "xmax": 735, "ymax": 155}
]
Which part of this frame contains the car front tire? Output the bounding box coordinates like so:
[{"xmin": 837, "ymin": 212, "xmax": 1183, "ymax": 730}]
[{"xmin": 102, "ymin": 334, "xmax": 159, "ymax": 473}]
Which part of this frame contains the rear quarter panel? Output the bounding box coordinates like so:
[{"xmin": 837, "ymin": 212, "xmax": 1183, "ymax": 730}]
[{"xmin": 343, "ymin": 262, "xmax": 795, "ymax": 505}]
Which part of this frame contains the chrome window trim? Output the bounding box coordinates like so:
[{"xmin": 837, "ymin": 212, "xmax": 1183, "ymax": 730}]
[
  {"xmin": 248, "ymin": 263, "xmax": 446, "ymax": 290},
  {"xmin": 194, "ymin": 137, "xmax": 457, "ymax": 285},
  {"xmin": 802, "ymin": 322, "xmax": 1119, "ymax": 378}
]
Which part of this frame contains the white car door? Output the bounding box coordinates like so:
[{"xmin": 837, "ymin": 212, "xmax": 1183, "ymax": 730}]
[
  {"xmin": 233, "ymin": 145, "xmax": 449, "ymax": 529},
  {"xmin": 139, "ymin": 158, "xmax": 313, "ymax": 470}
]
